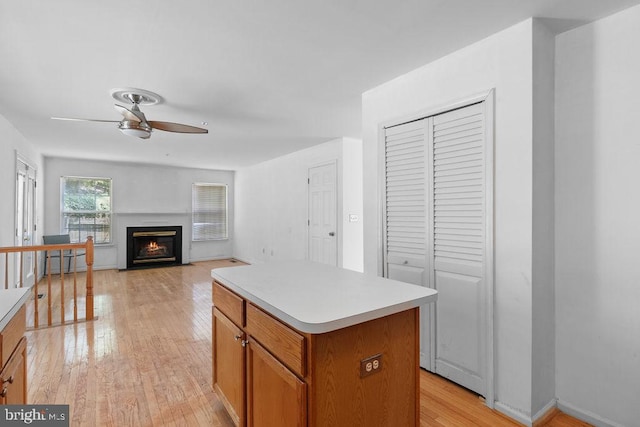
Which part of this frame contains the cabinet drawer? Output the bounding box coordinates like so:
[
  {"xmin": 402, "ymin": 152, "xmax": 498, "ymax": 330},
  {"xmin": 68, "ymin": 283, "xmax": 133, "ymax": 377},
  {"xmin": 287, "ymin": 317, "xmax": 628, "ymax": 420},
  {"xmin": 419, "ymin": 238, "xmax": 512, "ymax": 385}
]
[
  {"xmin": 246, "ymin": 304, "xmax": 305, "ymax": 377},
  {"xmin": 1, "ymin": 305, "xmax": 26, "ymax": 368},
  {"xmin": 213, "ymin": 281, "xmax": 245, "ymax": 327}
]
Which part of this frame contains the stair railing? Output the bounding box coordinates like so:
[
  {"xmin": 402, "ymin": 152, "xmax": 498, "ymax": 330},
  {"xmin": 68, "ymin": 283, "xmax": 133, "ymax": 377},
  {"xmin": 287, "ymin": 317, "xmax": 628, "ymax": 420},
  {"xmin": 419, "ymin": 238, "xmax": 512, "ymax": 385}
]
[{"xmin": 0, "ymin": 236, "xmax": 94, "ymax": 328}]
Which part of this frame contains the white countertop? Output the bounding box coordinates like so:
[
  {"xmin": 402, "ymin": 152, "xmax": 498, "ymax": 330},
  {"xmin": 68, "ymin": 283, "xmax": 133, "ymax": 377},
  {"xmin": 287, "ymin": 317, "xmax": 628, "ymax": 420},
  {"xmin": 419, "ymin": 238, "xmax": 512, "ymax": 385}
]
[
  {"xmin": 211, "ymin": 261, "xmax": 437, "ymax": 334},
  {"xmin": 0, "ymin": 287, "xmax": 32, "ymax": 331}
]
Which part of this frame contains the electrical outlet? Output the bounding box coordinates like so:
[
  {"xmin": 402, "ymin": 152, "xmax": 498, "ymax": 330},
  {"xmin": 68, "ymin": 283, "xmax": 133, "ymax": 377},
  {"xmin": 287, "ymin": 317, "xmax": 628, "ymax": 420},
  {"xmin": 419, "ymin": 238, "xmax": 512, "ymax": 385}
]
[{"xmin": 360, "ymin": 354, "xmax": 382, "ymax": 378}]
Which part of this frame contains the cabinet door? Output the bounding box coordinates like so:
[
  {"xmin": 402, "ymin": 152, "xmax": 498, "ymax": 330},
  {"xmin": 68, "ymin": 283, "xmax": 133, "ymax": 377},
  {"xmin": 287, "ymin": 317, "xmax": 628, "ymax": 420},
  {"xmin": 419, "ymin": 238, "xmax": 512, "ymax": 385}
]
[
  {"xmin": 1, "ymin": 337, "xmax": 27, "ymax": 405},
  {"xmin": 247, "ymin": 338, "xmax": 306, "ymax": 427},
  {"xmin": 213, "ymin": 307, "xmax": 246, "ymax": 427}
]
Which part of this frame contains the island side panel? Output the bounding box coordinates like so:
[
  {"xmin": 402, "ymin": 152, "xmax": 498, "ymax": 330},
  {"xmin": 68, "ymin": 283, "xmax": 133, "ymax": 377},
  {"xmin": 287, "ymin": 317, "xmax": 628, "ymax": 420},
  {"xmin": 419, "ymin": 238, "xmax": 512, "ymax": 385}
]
[{"xmin": 308, "ymin": 308, "xmax": 419, "ymax": 427}]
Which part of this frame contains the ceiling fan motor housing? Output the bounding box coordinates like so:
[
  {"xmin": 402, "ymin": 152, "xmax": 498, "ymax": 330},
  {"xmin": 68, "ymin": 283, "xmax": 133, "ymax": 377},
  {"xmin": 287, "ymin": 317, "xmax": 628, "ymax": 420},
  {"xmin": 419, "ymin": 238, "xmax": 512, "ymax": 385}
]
[{"xmin": 118, "ymin": 119, "xmax": 152, "ymax": 139}]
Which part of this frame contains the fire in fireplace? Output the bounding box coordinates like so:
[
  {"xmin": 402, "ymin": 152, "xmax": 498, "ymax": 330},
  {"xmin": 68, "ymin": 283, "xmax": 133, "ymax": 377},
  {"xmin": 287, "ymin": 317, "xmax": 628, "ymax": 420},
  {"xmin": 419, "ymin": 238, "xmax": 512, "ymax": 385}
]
[{"xmin": 126, "ymin": 226, "xmax": 182, "ymax": 269}]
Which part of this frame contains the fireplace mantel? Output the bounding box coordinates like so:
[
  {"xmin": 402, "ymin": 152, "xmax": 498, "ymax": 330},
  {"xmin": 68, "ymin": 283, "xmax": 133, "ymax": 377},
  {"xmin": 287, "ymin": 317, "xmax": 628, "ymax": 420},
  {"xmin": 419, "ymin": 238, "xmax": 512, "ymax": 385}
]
[{"xmin": 115, "ymin": 211, "xmax": 188, "ymax": 216}]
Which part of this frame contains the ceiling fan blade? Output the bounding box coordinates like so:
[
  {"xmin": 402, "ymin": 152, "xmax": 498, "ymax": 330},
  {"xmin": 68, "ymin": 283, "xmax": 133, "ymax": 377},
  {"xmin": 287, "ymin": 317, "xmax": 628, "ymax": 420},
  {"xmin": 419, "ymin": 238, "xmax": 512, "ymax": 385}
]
[
  {"xmin": 51, "ymin": 117, "xmax": 120, "ymax": 123},
  {"xmin": 148, "ymin": 121, "xmax": 208, "ymax": 134},
  {"xmin": 114, "ymin": 104, "xmax": 142, "ymax": 122}
]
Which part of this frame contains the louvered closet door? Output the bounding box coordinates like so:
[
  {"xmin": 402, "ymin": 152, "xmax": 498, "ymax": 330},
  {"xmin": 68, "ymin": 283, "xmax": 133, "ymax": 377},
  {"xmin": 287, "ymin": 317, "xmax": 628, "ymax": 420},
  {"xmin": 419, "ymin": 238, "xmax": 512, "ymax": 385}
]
[
  {"xmin": 383, "ymin": 119, "xmax": 427, "ymax": 286},
  {"xmin": 430, "ymin": 102, "xmax": 486, "ymax": 396}
]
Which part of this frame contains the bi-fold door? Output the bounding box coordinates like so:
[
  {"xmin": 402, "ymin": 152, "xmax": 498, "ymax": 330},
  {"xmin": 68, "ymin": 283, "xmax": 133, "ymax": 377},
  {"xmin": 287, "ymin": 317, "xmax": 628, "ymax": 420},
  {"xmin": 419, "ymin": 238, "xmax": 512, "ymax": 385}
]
[{"xmin": 382, "ymin": 100, "xmax": 491, "ymax": 398}]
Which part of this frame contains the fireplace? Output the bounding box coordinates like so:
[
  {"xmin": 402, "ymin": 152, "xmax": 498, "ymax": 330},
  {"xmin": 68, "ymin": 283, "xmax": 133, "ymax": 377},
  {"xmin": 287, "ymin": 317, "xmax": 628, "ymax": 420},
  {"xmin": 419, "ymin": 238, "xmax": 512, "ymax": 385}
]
[{"xmin": 126, "ymin": 226, "xmax": 182, "ymax": 269}]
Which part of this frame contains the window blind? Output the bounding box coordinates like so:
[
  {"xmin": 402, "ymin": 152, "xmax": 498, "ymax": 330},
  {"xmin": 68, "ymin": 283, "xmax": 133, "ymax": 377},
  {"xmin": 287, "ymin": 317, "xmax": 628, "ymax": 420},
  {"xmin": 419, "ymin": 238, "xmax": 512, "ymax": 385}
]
[{"xmin": 192, "ymin": 183, "xmax": 228, "ymax": 241}]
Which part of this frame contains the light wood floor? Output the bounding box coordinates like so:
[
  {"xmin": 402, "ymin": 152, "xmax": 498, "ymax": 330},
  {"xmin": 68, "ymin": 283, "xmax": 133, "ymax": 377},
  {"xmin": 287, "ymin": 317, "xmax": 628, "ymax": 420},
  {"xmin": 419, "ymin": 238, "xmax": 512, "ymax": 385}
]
[{"xmin": 25, "ymin": 260, "xmax": 590, "ymax": 426}]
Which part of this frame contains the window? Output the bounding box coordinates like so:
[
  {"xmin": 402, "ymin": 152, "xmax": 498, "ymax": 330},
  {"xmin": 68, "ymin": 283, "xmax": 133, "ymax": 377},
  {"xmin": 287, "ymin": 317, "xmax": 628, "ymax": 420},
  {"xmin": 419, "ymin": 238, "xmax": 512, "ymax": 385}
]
[
  {"xmin": 61, "ymin": 176, "xmax": 112, "ymax": 244},
  {"xmin": 192, "ymin": 183, "xmax": 228, "ymax": 241}
]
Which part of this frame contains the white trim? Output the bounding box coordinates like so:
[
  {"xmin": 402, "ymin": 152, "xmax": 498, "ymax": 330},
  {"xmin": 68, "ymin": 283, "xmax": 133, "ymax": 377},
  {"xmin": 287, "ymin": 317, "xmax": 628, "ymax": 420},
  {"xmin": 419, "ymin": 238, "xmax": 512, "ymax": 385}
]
[
  {"xmin": 532, "ymin": 398, "xmax": 557, "ymax": 424},
  {"xmin": 381, "ymin": 89, "xmax": 495, "ymax": 131},
  {"xmin": 494, "ymin": 401, "xmax": 533, "ymax": 426},
  {"xmin": 377, "ymin": 125, "xmax": 386, "ymax": 277},
  {"xmin": 557, "ymin": 400, "xmax": 626, "ymax": 427},
  {"xmin": 16, "ymin": 151, "xmax": 37, "ymax": 171},
  {"xmin": 189, "ymin": 255, "xmax": 237, "ymax": 263},
  {"xmin": 483, "ymin": 89, "xmax": 496, "ymax": 408},
  {"xmin": 60, "ymin": 176, "xmax": 114, "ymax": 244},
  {"xmin": 229, "ymin": 256, "xmax": 252, "ymax": 265},
  {"xmin": 494, "ymin": 398, "xmax": 561, "ymax": 427},
  {"xmin": 426, "ymin": 116, "xmax": 436, "ymax": 373}
]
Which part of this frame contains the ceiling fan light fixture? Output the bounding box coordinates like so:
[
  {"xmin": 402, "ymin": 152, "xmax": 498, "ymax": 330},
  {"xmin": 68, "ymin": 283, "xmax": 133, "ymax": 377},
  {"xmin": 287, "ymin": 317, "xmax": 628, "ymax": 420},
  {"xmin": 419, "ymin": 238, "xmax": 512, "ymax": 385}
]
[{"xmin": 118, "ymin": 120, "xmax": 152, "ymax": 139}]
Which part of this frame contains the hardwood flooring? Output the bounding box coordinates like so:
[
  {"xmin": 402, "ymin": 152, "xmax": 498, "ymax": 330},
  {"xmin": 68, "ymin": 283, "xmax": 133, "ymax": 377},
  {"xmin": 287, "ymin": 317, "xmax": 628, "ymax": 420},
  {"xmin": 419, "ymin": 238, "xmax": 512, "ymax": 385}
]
[{"xmin": 25, "ymin": 260, "xmax": 590, "ymax": 426}]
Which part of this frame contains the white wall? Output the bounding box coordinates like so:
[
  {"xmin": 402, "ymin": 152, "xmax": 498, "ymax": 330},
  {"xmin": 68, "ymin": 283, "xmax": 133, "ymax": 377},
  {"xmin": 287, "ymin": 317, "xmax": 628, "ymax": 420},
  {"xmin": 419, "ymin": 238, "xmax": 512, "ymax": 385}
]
[
  {"xmin": 43, "ymin": 157, "xmax": 234, "ymax": 270},
  {"xmin": 234, "ymin": 138, "xmax": 364, "ymax": 271},
  {"xmin": 555, "ymin": 5, "xmax": 640, "ymax": 426},
  {"xmin": 0, "ymin": 114, "xmax": 44, "ymax": 286},
  {"xmin": 531, "ymin": 20, "xmax": 556, "ymax": 418},
  {"xmin": 362, "ymin": 19, "xmax": 539, "ymax": 421},
  {"xmin": 342, "ymin": 138, "xmax": 364, "ymax": 272}
]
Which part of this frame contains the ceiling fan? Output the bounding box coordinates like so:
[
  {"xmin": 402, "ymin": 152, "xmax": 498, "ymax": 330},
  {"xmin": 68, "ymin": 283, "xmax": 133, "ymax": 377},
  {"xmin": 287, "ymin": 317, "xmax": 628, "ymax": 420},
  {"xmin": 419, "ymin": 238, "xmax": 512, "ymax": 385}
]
[{"xmin": 52, "ymin": 88, "xmax": 208, "ymax": 139}]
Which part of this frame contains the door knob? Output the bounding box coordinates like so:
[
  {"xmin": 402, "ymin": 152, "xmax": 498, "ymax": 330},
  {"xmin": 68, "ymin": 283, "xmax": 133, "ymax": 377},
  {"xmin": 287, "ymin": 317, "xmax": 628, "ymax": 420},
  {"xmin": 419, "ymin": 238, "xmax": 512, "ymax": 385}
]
[{"xmin": 329, "ymin": 232, "xmax": 335, "ymax": 236}]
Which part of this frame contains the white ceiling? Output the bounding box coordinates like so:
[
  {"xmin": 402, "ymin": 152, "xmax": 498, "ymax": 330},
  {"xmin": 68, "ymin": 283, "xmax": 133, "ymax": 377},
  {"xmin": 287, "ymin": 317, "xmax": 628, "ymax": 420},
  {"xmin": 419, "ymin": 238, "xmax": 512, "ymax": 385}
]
[{"xmin": 1, "ymin": 1, "xmax": 639, "ymax": 170}]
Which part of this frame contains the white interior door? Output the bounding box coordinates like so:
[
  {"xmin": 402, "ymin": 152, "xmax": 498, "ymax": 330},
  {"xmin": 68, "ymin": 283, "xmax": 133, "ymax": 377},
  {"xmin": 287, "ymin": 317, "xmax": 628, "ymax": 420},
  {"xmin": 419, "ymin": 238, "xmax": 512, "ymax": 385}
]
[
  {"xmin": 15, "ymin": 156, "xmax": 37, "ymax": 288},
  {"xmin": 382, "ymin": 99, "xmax": 493, "ymax": 399},
  {"xmin": 308, "ymin": 162, "xmax": 337, "ymax": 266},
  {"xmin": 429, "ymin": 102, "xmax": 489, "ymax": 397}
]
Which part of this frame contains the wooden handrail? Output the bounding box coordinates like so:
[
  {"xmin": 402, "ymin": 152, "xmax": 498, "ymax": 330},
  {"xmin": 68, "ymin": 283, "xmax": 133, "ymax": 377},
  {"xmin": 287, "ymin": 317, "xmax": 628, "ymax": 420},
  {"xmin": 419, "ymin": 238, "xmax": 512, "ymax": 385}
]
[
  {"xmin": 0, "ymin": 237, "xmax": 94, "ymax": 328},
  {"xmin": 0, "ymin": 242, "xmax": 89, "ymax": 253}
]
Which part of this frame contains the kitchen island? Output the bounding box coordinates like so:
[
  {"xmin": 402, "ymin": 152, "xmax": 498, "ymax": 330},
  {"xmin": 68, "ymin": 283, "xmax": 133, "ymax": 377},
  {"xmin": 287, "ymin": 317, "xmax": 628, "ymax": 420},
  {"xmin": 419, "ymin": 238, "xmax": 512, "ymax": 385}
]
[
  {"xmin": 0, "ymin": 287, "xmax": 30, "ymax": 405},
  {"xmin": 211, "ymin": 261, "xmax": 437, "ymax": 427}
]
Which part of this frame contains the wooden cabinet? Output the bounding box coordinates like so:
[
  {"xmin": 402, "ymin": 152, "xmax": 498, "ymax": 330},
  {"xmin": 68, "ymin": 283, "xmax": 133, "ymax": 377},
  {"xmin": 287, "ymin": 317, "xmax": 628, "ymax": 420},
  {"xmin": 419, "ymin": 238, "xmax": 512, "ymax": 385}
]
[
  {"xmin": 0, "ymin": 337, "xmax": 26, "ymax": 404},
  {"xmin": 213, "ymin": 281, "xmax": 305, "ymax": 427},
  {"xmin": 0, "ymin": 305, "xmax": 27, "ymax": 405},
  {"xmin": 212, "ymin": 280, "xmax": 420, "ymax": 427},
  {"xmin": 247, "ymin": 338, "xmax": 306, "ymax": 427},
  {"xmin": 213, "ymin": 307, "xmax": 246, "ymax": 426}
]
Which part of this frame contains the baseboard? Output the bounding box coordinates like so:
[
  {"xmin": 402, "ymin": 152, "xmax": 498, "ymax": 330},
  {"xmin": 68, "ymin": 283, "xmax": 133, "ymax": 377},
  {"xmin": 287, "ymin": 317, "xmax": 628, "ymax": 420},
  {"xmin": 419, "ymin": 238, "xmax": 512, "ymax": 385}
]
[
  {"xmin": 532, "ymin": 399, "xmax": 558, "ymax": 427},
  {"xmin": 495, "ymin": 398, "xmax": 611, "ymax": 427},
  {"xmin": 228, "ymin": 256, "xmax": 259, "ymax": 265},
  {"xmin": 188, "ymin": 255, "xmax": 233, "ymax": 263},
  {"xmin": 494, "ymin": 401, "xmax": 533, "ymax": 426},
  {"xmin": 557, "ymin": 400, "xmax": 625, "ymax": 427}
]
